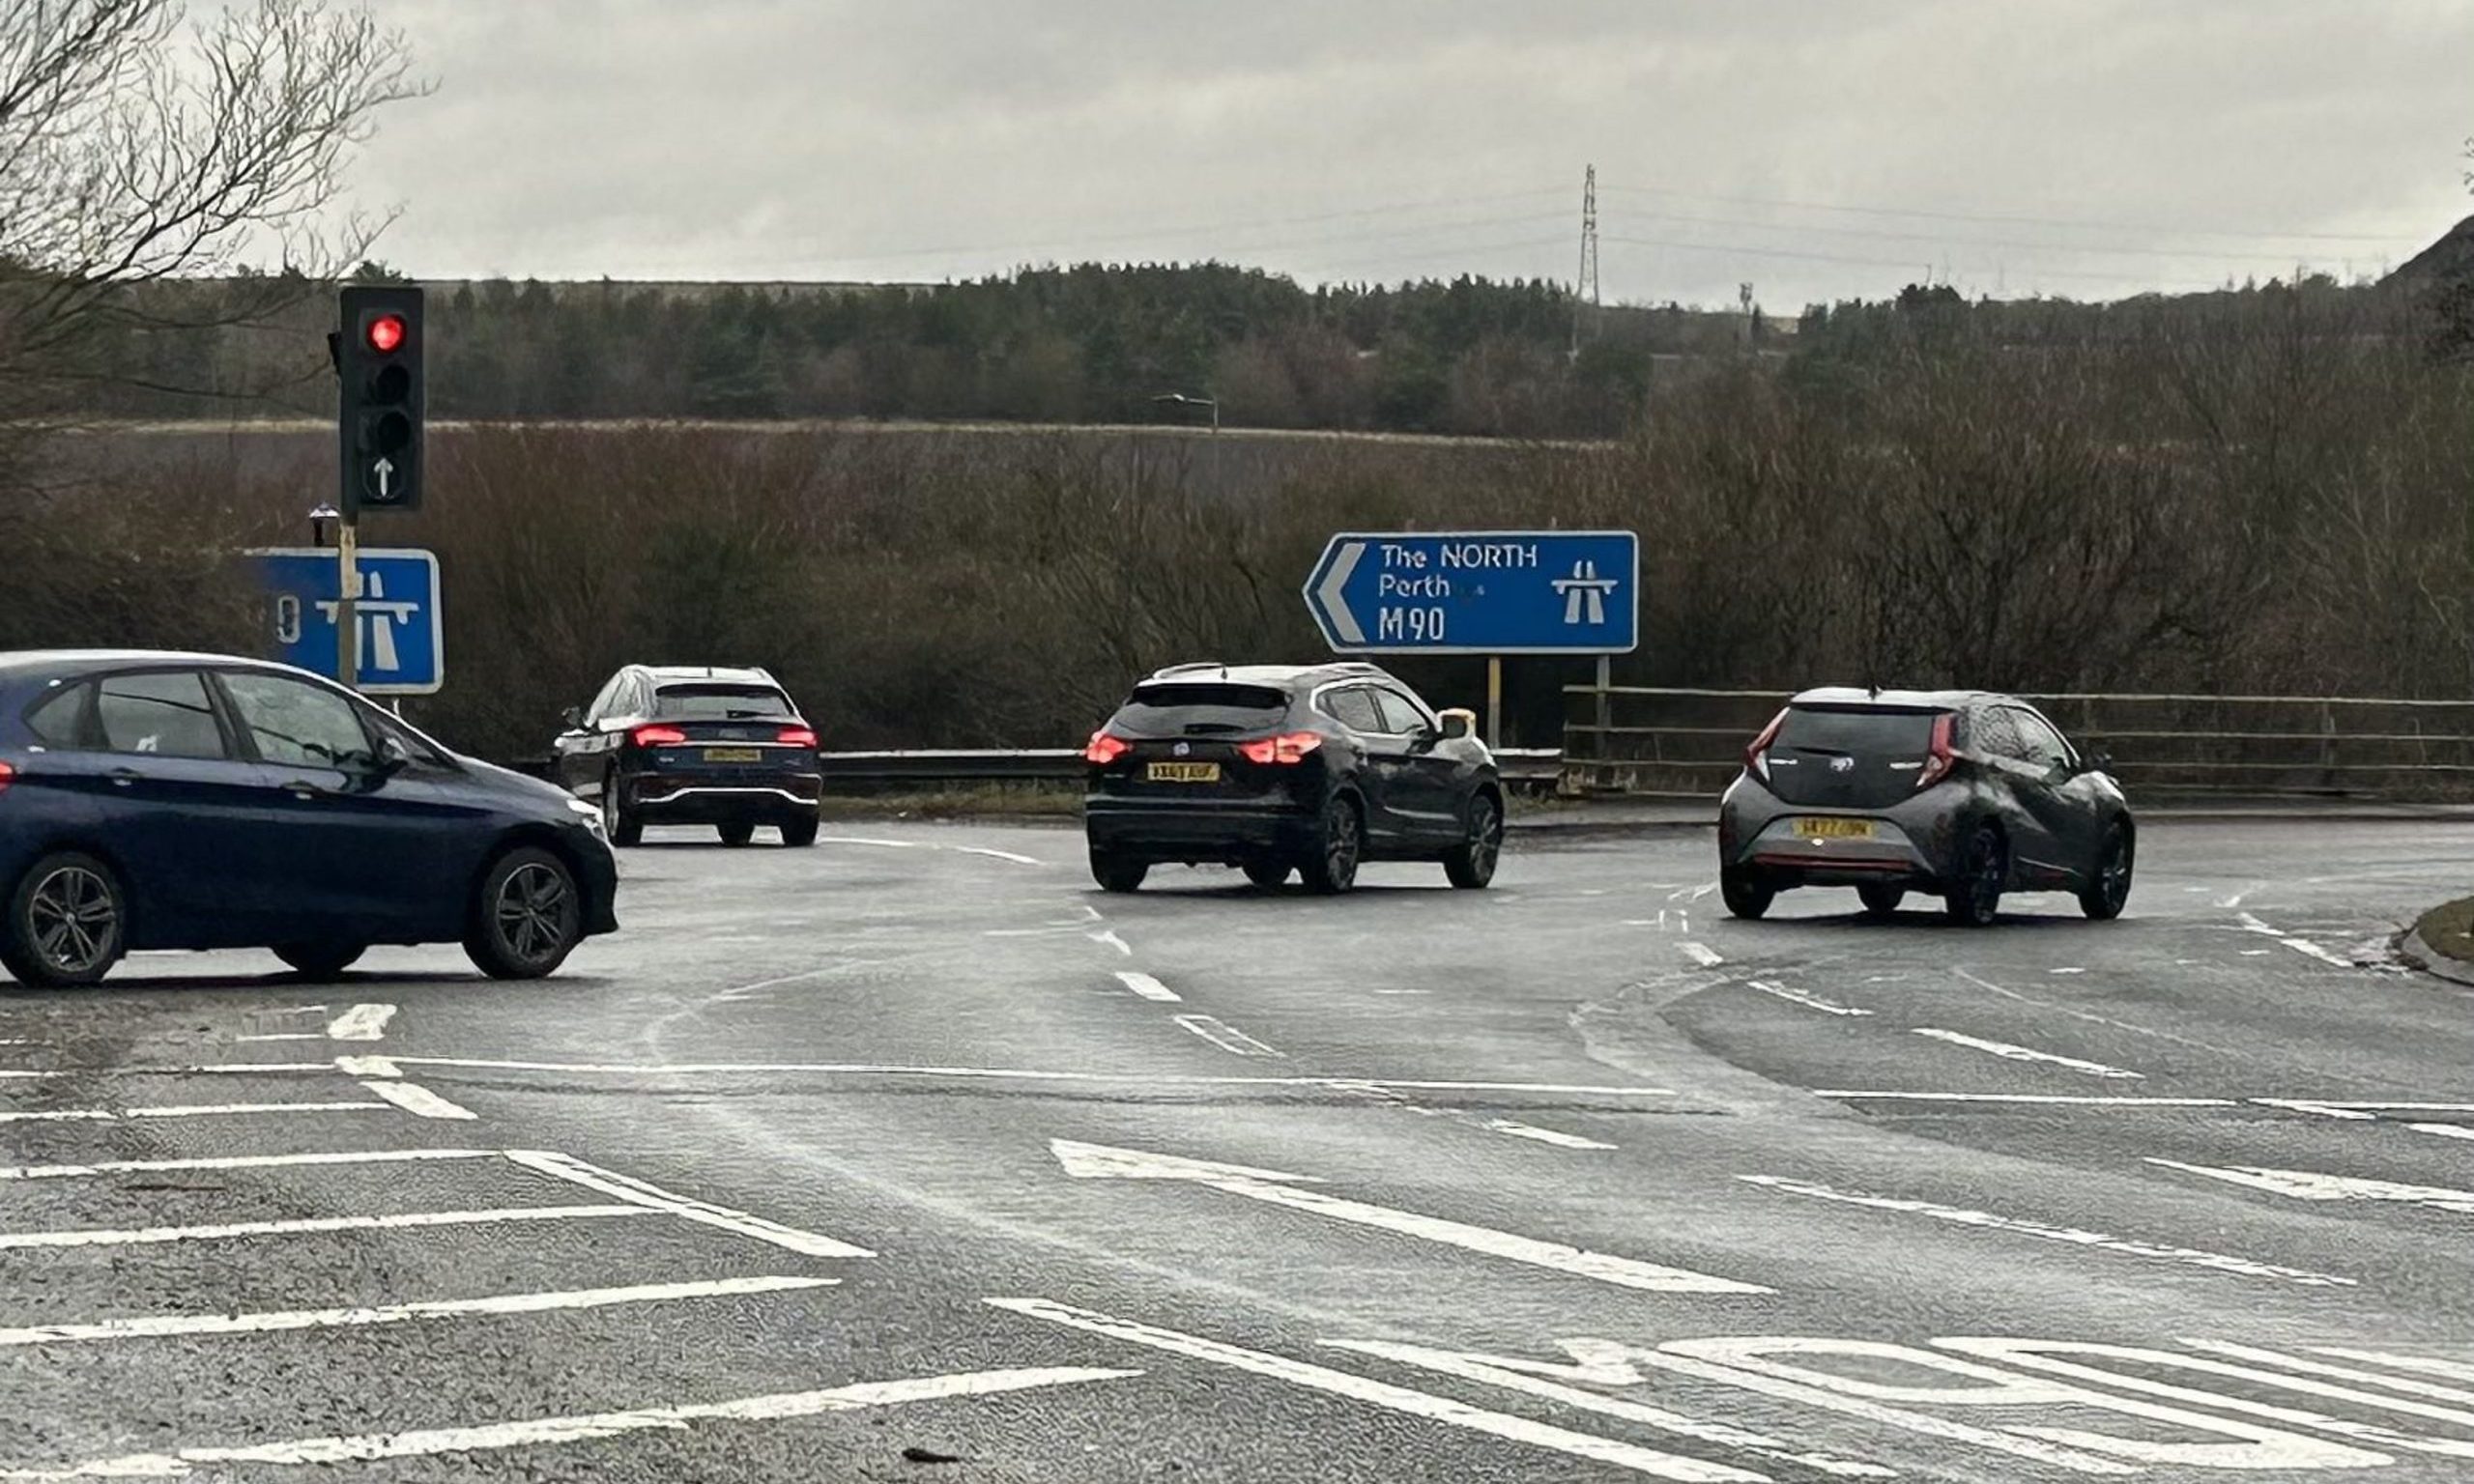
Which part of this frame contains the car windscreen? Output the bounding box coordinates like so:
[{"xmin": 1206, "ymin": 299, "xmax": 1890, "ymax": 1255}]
[
  {"xmin": 1775, "ymin": 705, "xmax": 1940, "ymax": 756},
  {"xmin": 652, "ymin": 684, "xmax": 794, "ymax": 721},
  {"xmin": 1110, "ymin": 683, "xmax": 1289, "ymax": 738}
]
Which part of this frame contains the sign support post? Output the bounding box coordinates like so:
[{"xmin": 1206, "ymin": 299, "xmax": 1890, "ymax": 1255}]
[
  {"xmin": 335, "ymin": 517, "xmax": 360, "ymax": 691},
  {"xmin": 1485, "ymin": 657, "xmax": 1503, "ymax": 748},
  {"xmin": 1595, "ymin": 653, "xmax": 1612, "ymax": 755}
]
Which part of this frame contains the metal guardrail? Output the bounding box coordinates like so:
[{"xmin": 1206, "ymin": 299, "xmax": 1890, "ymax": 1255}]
[
  {"xmin": 510, "ymin": 747, "xmax": 1565, "ymax": 791},
  {"xmin": 1561, "ymin": 685, "xmax": 2474, "ymax": 800}
]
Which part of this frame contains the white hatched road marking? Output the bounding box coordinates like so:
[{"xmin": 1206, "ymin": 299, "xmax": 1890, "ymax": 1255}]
[
  {"xmin": 1819, "ymin": 1091, "xmax": 2226, "ymax": 1106},
  {"xmin": 2253, "ymin": 1099, "xmax": 2378, "ymax": 1121},
  {"xmin": 1481, "ymin": 1119, "xmax": 1618, "ymax": 1151},
  {"xmin": 1332, "ymin": 1340, "xmax": 1895, "ymax": 1479},
  {"xmin": 2148, "ymin": 1156, "xmax": 2474, "ymax": 1213},
  {"xmin": 1738, "ymin": 1175, "xmax": 2351, "ymax": 1286},
  {"xmin": 1911, "ymin": 1028, "xmax": 2143, "ymax": 1079},
  {"xmin": 334, "ymin": 1054, "xmax": 399, "ymax": 1077},
  {"xmin": 0, "ymin": 1148, "xmax": 497, "ymax": 1182},
  {"xmin": 325, "ymin": 1003, "xmax": 396, "ymax": 1041},
  {"xmin": 384, "ymin": 1056, "xmax": 1675, "ymax": 1098},
  {"xmin": 0, "ymin": 1274, "xmax": 834, "ymax": 1348},
  {"xmin": 990, "ymin": 1298, "xmax": 1767, "ymax": 1482},
  {"xmin": 360, "ymin": 1080, "xmax": 478, "ymax": 1121},
  {"xmin": 0, "ymin": 1204, "xmax": 647, "ymax": 1252},
  {"xmin": 2412, "ymin": 1123, "xmax": 2474, "ymax": 1143},
  {"xmin": 1172, "ymin": 1014, "xmax": 1283, "ymax": 1058},
  {"xmin": 1743, "ymin": 981, "xmax": 1871, "ymax": 1017},
  {"xmin": 1114, "ymin": 971, "xmax": 1181, "ymax": 1002},
  {"xmin": 1679, "ymin": 942, "xmax": 1724, "ymax": 968},
  {"xmin": 0, "ymin": 1366, "xmax": 1137, "ymax": 1479},
  {"xmin": 506, "ymin": 1149, "xmax": 876, "ymax": 1258},
  {"xmin": 0, "ymin": 1099, "xmax": 386, "ymax": 1124}
]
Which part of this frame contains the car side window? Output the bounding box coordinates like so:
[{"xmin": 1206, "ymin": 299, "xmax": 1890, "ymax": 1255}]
[
  {"xmin": 95, "ymin": 671, "xmax": 229, "ymax": 759},
  {"xmin": 25, "ymin": 683, "xmax": 94, "ymax": 750},
  {"xmin": 1321, "ymin": 687, "xmax": 1383, "ymax": 733},
  {"xmin": 585, "ymin": 673, "xmax": 626, "ymax": 724},
  {"xmin": 1371, "ymin": 688, "xmax": 1435, "ymax": 735},
  {"xmin": 219, "ymin": 672, "xmax": 377, "ymax": 769},
  {"xmin": 2009, "ymin": 708, "xmax": 2073, "ymax": 772},
  {"xmin": 1970, "ymin": 706, "xmax": 2025, "ymax": 762}
]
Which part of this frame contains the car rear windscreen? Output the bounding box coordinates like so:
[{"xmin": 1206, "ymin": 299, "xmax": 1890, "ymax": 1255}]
[
  {"xmin": 1776, "ymin": 705, "xmax": 1941, "ymax": 756},
  {"xmin": 653, "ymin": 684, "xmax": 794, "ymax": 721},
  {"xmin": 1111, "ymin": 683, "xmax": 1288, "ymax": 738}
]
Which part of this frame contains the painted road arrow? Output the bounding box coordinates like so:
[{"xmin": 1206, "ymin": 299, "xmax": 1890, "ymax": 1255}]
[{"xmin": 1050, "ymin": 1139, "xmax": 1768, "ymax": 1294}]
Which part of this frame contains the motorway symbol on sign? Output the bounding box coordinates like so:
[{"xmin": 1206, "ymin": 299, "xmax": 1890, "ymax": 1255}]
[
  {"xmin": 1302, "ymin": 530, "xmax": 1639, "ymax": 655},
  {"xmin": 250, "ymin": 547, "xmax": 444, "ymax": 695},
  {"xmin": 1049, "ymin": 1138, "xmax": 1766, "ymax": 1293}
]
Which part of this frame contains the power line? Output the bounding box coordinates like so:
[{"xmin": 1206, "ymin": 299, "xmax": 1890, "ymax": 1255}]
[
  {"xmin": 1595, "ymin": 182, "xmax": 2423, "ymax": 246},
  {"xmin": 1609, "ymin": 208, "xmax": 2375, "ymax": 267}
]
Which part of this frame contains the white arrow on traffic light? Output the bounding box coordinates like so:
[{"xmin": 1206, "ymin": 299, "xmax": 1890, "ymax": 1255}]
[
  {"xmin": 372, "ymin": 457, "xmax": 394, "ymax": 499},
  {"xmin": 1049, "ymin": 1139, "xmax": 1769, "ymax": 1293},
  {"xmin": 1312, "ymin": 539, "xmax": 1366, "ymax": 644}
]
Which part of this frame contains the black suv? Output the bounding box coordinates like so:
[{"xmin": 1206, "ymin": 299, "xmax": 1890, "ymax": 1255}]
[
  {"xmin": 1082, "ymin": 662, "xmax": 1503, "ymax": 894},
  {"xmin": 553, "ymin": 665, "xmax": 821, "ymax": 846}
]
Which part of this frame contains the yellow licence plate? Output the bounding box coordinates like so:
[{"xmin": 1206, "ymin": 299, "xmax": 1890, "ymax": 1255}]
[
  {"xmin": 1797, "ymin": 816, "xmax": 1876, "ymax": 840},
  {"xmin": 705, "ymin": 747, "xmax": 762, "ymax": 763},
  {"xmin": 1146, "ymin": 761, "xmax": 1222, "ymax": 784}
]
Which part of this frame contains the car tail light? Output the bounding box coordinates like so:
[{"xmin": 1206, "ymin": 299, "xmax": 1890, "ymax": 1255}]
[
  {"xmin": 1083, "ymin": 730, "xmax": 1132, "ymax": 765},
  {"xmin": 1239, "ymin": 731, "xmax": 1322, "ymax": 765},
  {"xmin": 630, "ymin": 725, "xmax": 688, "ymax": 748},
  {"xmin": 1744, "ymin": 710, "xmax": 1786, "ymax": 782},
  {"xmin": 0, "ymin": 758, "xmax": 14, "ymax": 798},
  {"xmin": 1915, "ymin": 713, "xmax": 1958, "ymax": 789},
  {"xmin": 776, "ymin": 726, "xmax": 818, "ymax": 748}
]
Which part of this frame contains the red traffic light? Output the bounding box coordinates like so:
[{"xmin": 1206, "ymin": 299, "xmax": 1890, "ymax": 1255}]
[{"xmin": 365, "ymin": 313, "xmax": 407, "ymax": 354}]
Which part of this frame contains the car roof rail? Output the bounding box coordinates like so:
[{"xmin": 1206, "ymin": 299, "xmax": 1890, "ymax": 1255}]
[{"xmin": 1152, "ymin": 661, "xmax": 1227, "ymax": 676}]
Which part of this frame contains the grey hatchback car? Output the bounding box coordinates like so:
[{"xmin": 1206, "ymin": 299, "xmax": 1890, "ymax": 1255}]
[{"xmin": 1717, "ymin": 688, "xmax": 2134, "ymax": 926}]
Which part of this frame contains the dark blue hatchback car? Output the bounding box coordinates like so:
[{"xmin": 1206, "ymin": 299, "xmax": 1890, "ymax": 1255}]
[{"xmin": 0, "ymin": 650, "xmax": 618, "ymax": 987}]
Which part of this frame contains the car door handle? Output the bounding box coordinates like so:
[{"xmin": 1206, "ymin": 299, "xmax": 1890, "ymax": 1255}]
[
  {"xmin": 280, "ymin": 779, "xmax": 336, "ymax": 799},
  {"xmin": 104, "ymin": 767, "xmax": 141, "ymax": 788}
]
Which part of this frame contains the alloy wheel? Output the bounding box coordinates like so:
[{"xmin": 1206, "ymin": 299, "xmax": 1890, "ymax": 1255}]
[
  {"xmin": 494, "ymin": 860, "xmax": 571, "ymax": 967},
  {"xmin": 26, "ymin": 863, "xmax": 117, "ymax": 976}
]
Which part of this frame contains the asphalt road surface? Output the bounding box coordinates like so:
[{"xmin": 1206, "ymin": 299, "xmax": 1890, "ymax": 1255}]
[{"xmin": 10, "ymin": 816, "xmax": 2474, "ymax": 1481}]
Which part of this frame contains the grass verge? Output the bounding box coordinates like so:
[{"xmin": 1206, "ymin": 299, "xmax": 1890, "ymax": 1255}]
[{"xmin": 2414, "ymin": 897, "xmax": 2474, "ymax": 962}]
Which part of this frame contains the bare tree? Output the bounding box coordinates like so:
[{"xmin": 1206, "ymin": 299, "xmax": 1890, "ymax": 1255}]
[{"xmin": 0, "ymin": 0, "xmax": 420, "ymax": 395}]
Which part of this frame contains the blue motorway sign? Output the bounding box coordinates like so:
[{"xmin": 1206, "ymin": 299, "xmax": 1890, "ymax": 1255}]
[
  {"xmin": 1302, "ymin": 530, "xmax": 1638, "ymax": 655},
  {"xmin": 250, "ymin": 547, "xmax": 444, "ymax": 695}
]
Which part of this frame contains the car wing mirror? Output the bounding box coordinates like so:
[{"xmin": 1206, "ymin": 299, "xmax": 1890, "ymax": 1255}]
[
  {"xmin": 560, "ymin": 705, "xmax": 584, "ymax": 729},
  {"xmin": 1436, "ymin": 708, "xmax": 1475, "ymax": 742}
]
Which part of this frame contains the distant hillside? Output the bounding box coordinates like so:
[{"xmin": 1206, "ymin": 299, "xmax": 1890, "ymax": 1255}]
[{"xmin": 2386, "ymin": 214, "xmax": 2474, "ymax": 286}]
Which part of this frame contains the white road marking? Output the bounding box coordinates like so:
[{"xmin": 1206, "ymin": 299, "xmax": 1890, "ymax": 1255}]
[
  {"xmin": 387, "ymin": 1055, "xmax": 1677, "ymax": 1097},
  {"xmin": 0, "ymin": 1148, "xmax": 497, "ymax": 1181},
  {"xmin": 1679, "ymin": 942, "xmax": 1724, "ymax": 968},
  {"xmin": 2190, "ymin": 1340, "xmax": 2474, "ymax": 1410},
  {"xmin": 2049, "ymin": 967, "xmax": 2086, "ymax": 976},
  {"xmin": 2311, "ymin": 1348, "xmax": 2474, "ymax": 1385},
  {"xmin": 0, "ymin": 1204, "xmax": 647, "ymax": 1252},
  {"xmin": 1910, "ymin": 1028, "xmax": 2144, "ymax": 1079},
  {"xmin": 2147, "ymin": 1157, "xmax": 2474, "ymax": 1213},
  {"xmin": 2253, "ymin": 1099, "xmax": 2378, "ymax": 1121},
  {"xmin": 2281, "ymin": 937, "xmax": 2354, "ymax": 967},
  {"xmin": 506, "ymin": 1149, "xmax": 875, "ymax": 1258},
  {"xmin": 1481, "ymin": 1119, "xmax": 1618, "ymax": 1151},
  {"xmin": 0, "ymin": 1365, "xmax": 1136, "ymax": 1479},
  {"xmin": 325, "ymin": 1003, "xmax": 396, "ymax": 1041},
  {"xmin": 182, "ymin": 1061, "xmax": 340, "ymax": 1073},
  {"xmin": 0, "ymin": 1273, "xmax": 834, "ymax": 1349},
  {"xmin": 334, "ymin": 1054, "xmax": 399, "ymax": 1077},
  {"xmin": 2238, "ymin": 911, "xmax": 2286, "ymax": 936},
  {"xmin": 1743, "ymin": 981, "xmax": 1871, "ymax": 1017},
  {"xmin": 1370, "ymin": 988, "xmax": 1429, "ymax": 995},
  {"xmin": 0, "ymin": 1099, "xmax": 386, "ymax": 1124},
  {"xmin": 1819, "ymin": 1091, "xmax": 2232, "ymax": 1106},
  {"xmin": 2242, "ymin": 948, "xmax": 2273, "ymax": 956},
  {"xmin": 957, "ymin": 845, "xmax": 1044, "ymax": 866},
  {"xmin": 1114, "ymin": 971, "xmax": 1181, "ymax": 1003},
  {"xmin": 2409, "ymin": 1122, "xmax": 2474, "ymax": 1143},
  {"xmin": 361, "ymin": 1079, "xmax": 477, "ymax": 1121},
  {"xmin": 1050, "ymin": 1139, "xmax": 1766, "ymax": 1294},
  {"xmin": 1738, "ymin": 1175, "xmax": 2351, "ymax": 1286},
  {"xmin": 0, "ymin": 1071, "xmax": 60, "ymax": 1080},
  {"xmin": 989, "ymin": 1298, "xmax": 1765, "ymax": 1482},
  {"xmin": 1173, "ymin": 1014, "xmax": 1283, "ymax": 1058},
  {"xmin": 1332, "ymin": 1340, "xmax": 1896, "ymax": 1479},
  {"xmin": 816, "ymin": 836, "xmax": 923, "ymax": 849},
  {"xmin": 236, "ymin": 1033, "xmax": 323, "ymax": 1042},
  {"xmin": 1087, "ymin": 928, "xmax": 1134, "ymax": 956}
]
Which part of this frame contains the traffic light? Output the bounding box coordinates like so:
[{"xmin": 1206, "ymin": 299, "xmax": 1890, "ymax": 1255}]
[{"xmin": 336, "ymin": 285, "xmax": 424, "ymax": 515}]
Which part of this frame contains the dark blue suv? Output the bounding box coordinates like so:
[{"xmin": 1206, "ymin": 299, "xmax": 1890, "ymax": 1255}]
[{"xmin": 0, "ymin": 650, "xmax": 619, "ymax": 987}]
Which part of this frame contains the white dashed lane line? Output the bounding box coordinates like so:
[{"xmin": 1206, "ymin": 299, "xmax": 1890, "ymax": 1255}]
[
  {"xmin": 1910, "ymin": 1027, "xmax": 2144, "ymax": 1080},
  {"xmin": 1172, "ymin": 1014, "xmax": 1284, "ymax": 1059},
  {"xmin": 1113, "ymin": 971, "xmax": 1181, "ymax": 1002}
]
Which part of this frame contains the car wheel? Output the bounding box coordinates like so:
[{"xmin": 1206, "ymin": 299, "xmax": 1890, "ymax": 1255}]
[
  {"xmin": 1720, "ymin": 868, "xmax": 1772, "ymax": 921},
  {"xmin": 1443, "ymin": 791, "xmax": 1504, "ymax": 890},
  {"xmin": 1857, "ymin": 883, "xmax": 1905, "ymax": 920},
  {"xmin": 717, "ymin": 822, "xmax": 756, "ymax": 847},
  {"xmin": 2079, "ymin": 821, "xmax": 2133, "ymax": 921},
  {"xmin": 464, "ymin": 845, "xmax": 584, "ymax": 980},
  {"xmin": 1242, "ymin": 861, "xmax": 1290, "ymax": 889},
  {"xmin": 1, "ymin": 852, "xmax": 126, "ymax": 988},
  {"xmin": 1298, "ymin": 794, "xmax": 1363, "ymax": 895},
  {"xmin": 1090, "ymin": 851, "xmax": 1148, "ymax": 894},
  {"xmin": 273, "ymin": 942, "xmax": 366, "ymax": 980},
  {"xmin": 1944, "ymin": 824, "xmax": 2006, "ymax": 927},
  {"xmin": 780, "ymin": 815, "xmax": 820, "ymax": 847},
  {"xmin": 601, "ymin": 770, "xmax": 641, "ymax": 846}
]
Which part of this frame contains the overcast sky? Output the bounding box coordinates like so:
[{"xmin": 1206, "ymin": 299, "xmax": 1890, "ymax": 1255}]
[{"xmin": 328, "ymin": 0, "xmax": 2474, "ymax": 309}]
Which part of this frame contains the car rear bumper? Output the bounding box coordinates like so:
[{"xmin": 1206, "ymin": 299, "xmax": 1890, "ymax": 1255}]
[
  {"xmin": 1719, "ymin": 780, "xmax": 1955, "ymax": 886},
  {"xmin": 625, "ymin": 772, "xmax": 820, "ymax": 825},
  {"xmin": 1085, "ymin": 798, "xmax": 1319, "ymax": 863}
]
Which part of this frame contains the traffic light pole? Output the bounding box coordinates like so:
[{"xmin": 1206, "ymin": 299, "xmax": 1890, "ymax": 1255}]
[{"xmin": 336, "ymin": 515, "xmax": 360, "ymax": 690}]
